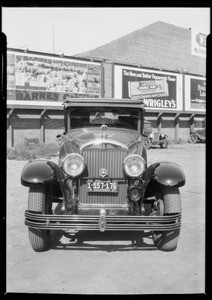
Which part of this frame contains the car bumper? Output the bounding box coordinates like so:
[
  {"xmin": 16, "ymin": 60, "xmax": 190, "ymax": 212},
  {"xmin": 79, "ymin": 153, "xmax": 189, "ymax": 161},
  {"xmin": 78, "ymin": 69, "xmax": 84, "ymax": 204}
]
[{"xmin": 25, "ymin": 210, "xmax": 181, "ymax": 232}]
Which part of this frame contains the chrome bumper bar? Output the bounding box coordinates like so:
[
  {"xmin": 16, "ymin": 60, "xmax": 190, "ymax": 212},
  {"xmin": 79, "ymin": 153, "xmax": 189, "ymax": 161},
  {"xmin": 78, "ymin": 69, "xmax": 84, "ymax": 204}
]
[{"xmin": 25, "ymin": 210, "xmax": 181, "ymax": 232}]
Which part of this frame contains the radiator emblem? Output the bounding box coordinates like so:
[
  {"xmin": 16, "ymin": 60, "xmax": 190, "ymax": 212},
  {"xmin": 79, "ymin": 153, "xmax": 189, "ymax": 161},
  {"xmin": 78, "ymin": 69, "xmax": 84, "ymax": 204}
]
[
  {"xmin": 99, "ymin": 168, "xmax": 108, "ymax": 177},
  {"xmin": 101, "ymin": 124, "xmax": 108, "ymax": 139}
]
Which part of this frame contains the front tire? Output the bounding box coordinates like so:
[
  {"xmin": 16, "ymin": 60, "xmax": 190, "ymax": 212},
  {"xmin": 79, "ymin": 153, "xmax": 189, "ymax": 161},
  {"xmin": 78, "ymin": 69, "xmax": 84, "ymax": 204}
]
[
  {"xmin": 189, "ymin": 133, "xmax": 198, "ymax": 143},
  {"xmin": 143, "ymin": 137, "xmax": 151, "ymax": 149},
  {"xmin": 152, "ymin": 187, "xmax": 181, "ymax": 251},
  {"xmin": 28, "ymin": 186, "xmax": 51, "ymax": 252}
]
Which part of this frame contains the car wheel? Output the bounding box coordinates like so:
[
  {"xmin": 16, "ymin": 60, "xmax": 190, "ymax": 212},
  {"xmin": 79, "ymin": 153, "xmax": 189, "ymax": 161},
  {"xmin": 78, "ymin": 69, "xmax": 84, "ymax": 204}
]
[
  {"xmin": 143, "ymin": 137, "xmax": 151, "ymax": 149},
  {"xmin": 160, "ymin": 140, "xmax": 168, "ymax": 149},
  {"xmin": 152, "ymin": 187, "xmax": 181, "ymax": 251},
  {"xmin": 189, "ymin": 133, "xmax": 198, "ymax": 143},
  {"xmin": 28, "ymin": 186, "xmax": 51, "ymax": 252}
]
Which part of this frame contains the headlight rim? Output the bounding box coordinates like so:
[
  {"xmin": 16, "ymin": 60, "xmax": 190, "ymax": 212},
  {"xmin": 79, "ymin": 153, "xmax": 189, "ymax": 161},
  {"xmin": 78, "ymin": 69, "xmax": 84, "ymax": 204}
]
[
  {"xmin": 62, "ymin": 153, "xmax": 85, "ymax": 177},
  {"xmin": 123, "ymin": 154, "xmax": 146, "ymax": 177}
]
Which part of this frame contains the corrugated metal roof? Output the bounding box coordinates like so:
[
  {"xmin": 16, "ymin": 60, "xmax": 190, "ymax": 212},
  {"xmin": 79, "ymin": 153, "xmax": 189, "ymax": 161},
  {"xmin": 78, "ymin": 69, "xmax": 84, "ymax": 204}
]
[{"xmin": 75, "ymin": 21, "xmax": 206, "ymax": 76}]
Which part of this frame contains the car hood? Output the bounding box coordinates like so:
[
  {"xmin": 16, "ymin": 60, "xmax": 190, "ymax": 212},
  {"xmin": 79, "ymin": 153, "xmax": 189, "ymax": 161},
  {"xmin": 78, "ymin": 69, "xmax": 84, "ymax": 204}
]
[
  {"xmin": 59, "ymin": 127, "xmax": 147, "ymax": 166},
  {"xmin": 65, "ymin": 127, "xmax": 141, "ymax": 150}
]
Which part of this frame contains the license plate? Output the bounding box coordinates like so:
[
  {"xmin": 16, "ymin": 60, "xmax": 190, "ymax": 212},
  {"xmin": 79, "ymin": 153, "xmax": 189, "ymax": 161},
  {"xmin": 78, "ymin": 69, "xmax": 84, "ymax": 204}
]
[{"xmin": 87, "ymin": 180, "xmax": 118, "ymax": 193}]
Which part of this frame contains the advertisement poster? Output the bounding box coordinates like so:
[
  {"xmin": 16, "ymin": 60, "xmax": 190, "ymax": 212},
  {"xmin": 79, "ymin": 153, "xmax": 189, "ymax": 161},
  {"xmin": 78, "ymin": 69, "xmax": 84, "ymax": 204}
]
[
  {"xmin": 120, "ymin": 68, "xmax": 181, "ymax": 110},
  {"xmin": 191, "ymin": 30, "xmax": 207, "ymax": 58},
  {"xmin": 191, "ymin": 78, "xmax": 206, "ymax": 109},
  {"xmin": 7, "ymin": 50, "xmax": 101, "ymax": 102},
  {"xmin": 128, "ymin": 79, "xmax": 169, "ymax": 99},
  {"xmin": 185, "ymin": 75, "xmax": 206, "ymax": 111}
]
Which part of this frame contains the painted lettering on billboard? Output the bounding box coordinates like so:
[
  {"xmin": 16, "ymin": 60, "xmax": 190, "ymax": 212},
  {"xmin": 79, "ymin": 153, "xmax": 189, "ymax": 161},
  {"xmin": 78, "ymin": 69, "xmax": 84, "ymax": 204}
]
[
  {"xmin": 7, "ymin": 51, "xmax": 101, "ymax": 101},
  {"xmin": 7, "ymin": 90, "xmax": 100, "ymax": 101},
  {"xmin": 122, "ymin": 69, "xmax": 177, "ymax": 109},
  {"xmin": 191, "ymin": 30, "xmax": 207, "ymax": 58},
  {"xmin": 190, "ymin": 78, "xmax": 206, "ymax": 109}
]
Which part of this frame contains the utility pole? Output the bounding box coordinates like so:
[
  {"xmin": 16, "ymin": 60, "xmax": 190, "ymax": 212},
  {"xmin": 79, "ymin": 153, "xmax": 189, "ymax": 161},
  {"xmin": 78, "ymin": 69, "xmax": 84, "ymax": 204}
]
[{"xmin": 53, "ymin": 25, "xmax": 55, "ymax": 54}]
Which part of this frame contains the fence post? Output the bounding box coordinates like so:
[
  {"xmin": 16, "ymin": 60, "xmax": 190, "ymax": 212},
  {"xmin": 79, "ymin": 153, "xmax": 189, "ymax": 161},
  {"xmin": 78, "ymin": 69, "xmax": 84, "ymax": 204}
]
[
  {"xmin": 8, "ymin": 108, "xmax": 14, "ymax": 147},
  {"xmin": 157, "ymin": 113, "xmax": 162, "ymax": 135},
  {"xmin": 175, "ymin": 113, "xmax": 180, "ymax": 141},
  {"xmin": 40, "ymin": 109, "xmax": 46, "ymax": 143}
]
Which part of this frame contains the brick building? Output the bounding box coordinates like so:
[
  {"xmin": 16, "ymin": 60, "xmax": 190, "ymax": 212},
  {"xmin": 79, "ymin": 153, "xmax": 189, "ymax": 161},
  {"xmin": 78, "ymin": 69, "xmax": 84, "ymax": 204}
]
[{"xmin": 7, "ymin": 21, "xmax": 206, "ymax": 147}]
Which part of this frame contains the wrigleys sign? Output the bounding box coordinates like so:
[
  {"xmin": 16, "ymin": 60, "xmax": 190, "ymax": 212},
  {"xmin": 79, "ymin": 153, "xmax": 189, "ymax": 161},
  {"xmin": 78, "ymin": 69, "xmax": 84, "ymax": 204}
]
[{"xmin": 122, "ymin": 69, "xmax": 179, "ymax": 109}]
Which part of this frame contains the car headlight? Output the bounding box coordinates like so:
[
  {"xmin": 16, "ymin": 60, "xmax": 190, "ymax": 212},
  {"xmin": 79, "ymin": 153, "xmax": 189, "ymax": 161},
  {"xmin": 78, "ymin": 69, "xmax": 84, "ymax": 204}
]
[
  {"xmin": 128, "ymin": 186, "xmax": 141, "ymax": 201},
  {"xmin": 123, "ymin": 154, "xmax": 146, "ymax": 177},
  {"xmin": 62, "ymin": 153, "xmax": 85, "ymax": 177}
]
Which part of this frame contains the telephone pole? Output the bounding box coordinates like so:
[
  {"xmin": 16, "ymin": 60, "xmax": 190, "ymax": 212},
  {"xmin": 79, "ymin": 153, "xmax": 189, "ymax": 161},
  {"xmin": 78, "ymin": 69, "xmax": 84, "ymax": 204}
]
[{"xmin": 53, "ymin": 25, "xmax": 55, "ymax": 54}]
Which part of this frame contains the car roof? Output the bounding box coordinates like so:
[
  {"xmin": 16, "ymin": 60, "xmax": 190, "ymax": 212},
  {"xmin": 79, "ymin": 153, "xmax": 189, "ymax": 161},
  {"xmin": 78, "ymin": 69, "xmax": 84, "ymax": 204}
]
[{"xmin": 63, "ymin": 98, "xmax": 145, "ymax": 109}]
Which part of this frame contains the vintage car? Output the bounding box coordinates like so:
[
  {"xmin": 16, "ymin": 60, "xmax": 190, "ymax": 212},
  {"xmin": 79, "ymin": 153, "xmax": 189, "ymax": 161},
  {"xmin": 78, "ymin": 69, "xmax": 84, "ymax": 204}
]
[
  {"xmin": 189, "ymin": 124, "xmax": 206, "ymax": 144},
  {"xmin": 21, "ymin": 98, "xmax": 185, "ymax": 252},
  {"xmin": 143, "ymin": 120, "xmax": 168, "ymax": 149}
]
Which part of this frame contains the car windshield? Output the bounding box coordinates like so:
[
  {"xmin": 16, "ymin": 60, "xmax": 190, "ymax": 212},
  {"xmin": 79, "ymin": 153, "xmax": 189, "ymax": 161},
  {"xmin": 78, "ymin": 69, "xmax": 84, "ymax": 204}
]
[{"xmin": 69, "ymin": 107, "xmax": 140, "ymax": 130}]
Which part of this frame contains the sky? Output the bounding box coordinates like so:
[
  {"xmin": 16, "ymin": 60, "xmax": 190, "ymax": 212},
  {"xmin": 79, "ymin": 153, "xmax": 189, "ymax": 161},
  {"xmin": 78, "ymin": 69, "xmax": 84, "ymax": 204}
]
[{"xmin": 2, "ymin": 7, "xmax": 211, "ymax": 56}]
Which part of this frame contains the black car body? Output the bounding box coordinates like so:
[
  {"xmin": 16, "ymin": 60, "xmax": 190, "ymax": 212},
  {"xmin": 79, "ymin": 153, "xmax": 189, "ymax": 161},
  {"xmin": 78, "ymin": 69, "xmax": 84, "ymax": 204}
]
[
  {"xmin": 21, "ymin": 98, "xmax": 185, "ymax": 252},
  {"xmin": 143, "ymin": 120, "xmax": 168, "ymax": 149},
  {"xmin": 189, "ymin": 125, "xmax": 206, "ymax": 143}
]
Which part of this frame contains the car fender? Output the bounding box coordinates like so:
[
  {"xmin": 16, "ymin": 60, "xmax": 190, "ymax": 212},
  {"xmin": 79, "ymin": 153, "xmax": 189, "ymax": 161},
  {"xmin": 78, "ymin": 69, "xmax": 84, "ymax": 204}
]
[
  {"xmin": 193, "ymin": 132, "xmax": 205, "ymax": 140},
  {"xmin": 157, "ymin": 138, "xmax": 168, "ymax": 145},
  {"xmin": 142, "ymin": 162, "xmax": 186, "ymax": 187},
  {"xmin": 21, "ymin": 159, "xmax": 64, "ymax": 187}
]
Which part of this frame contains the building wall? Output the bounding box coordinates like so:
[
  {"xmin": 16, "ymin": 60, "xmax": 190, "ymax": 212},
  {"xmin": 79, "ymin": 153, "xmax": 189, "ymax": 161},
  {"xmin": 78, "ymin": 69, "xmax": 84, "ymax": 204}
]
[
  {"xmin": 44, "ymin": 111, "xmax": 65, "ymax": 143},
  {"xmin": 7, "ymin": 109, "xmax": 205, "ymax": 147},
  {"xmin": 7, "ymin": 109, "xmax": 65, "ymax": 147},
  {"xmin": 161, "ymin": 119, "xmax": 175, "ymax": 140},
  {"xmin": 179, "ymin": 120, "xmax": 190, "ymax": 141}
]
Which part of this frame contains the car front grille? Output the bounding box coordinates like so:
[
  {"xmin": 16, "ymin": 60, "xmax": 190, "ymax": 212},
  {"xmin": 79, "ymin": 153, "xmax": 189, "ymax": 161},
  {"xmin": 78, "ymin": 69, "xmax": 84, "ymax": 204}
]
[{"xmin": 79, "ymin": 148, "xmax": 128, "ymax": 205}]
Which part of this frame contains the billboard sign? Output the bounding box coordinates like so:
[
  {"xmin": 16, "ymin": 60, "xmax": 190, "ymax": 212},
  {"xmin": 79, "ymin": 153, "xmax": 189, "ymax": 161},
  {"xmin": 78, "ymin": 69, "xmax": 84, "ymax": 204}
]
[
  {"xmin": 185, "ymin": 75, "xmax": 206, "ymax": 111},
  {"xmin": 114, "ymin": 65, "xmax": 183, "ymax": 111},
  {"xmin": 7, "ymin": 50, "xmax": 102, "ymax": 103},
  {"xmin": 191, "ymin": 30, "xmax": 207, "ymax": 58}
]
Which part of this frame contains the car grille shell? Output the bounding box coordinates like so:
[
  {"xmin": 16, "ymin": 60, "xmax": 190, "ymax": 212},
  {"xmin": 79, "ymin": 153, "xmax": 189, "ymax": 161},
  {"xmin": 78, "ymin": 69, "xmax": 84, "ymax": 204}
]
[{"xmin": 79, "ymin": 148, "xmax": 128, "ymax": 205}]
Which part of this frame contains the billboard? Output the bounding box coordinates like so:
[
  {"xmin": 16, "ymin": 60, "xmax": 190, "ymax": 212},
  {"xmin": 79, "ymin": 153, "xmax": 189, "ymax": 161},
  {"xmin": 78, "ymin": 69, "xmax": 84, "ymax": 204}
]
[
  {"xmin": 114, "ymin": 65, "xmax": 183, "ymax": 111},
  {"xmin": 191, "ymin": 30, "xmax": 207, "ymax": 58},
  {"xmin": 7, "ymin": 50, "xmax": 102, "ymax": 103},
  {"xmin": 184, "ymin": 75, "xmax": 206, "ymax": 111}
]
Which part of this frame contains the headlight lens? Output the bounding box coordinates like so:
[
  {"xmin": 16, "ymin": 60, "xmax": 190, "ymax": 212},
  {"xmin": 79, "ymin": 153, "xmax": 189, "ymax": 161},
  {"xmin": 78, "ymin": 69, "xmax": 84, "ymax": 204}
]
[
  {"xmin": 123, "ymin": 154, "xmax": 146, "ymax": 177},
  {"xmin": 62, "ymin": 153, "xmax": 85, "ymax": 177},
  {"xmin": 129, "ymin": 186, "xmax": 141, "ymax": 201}
]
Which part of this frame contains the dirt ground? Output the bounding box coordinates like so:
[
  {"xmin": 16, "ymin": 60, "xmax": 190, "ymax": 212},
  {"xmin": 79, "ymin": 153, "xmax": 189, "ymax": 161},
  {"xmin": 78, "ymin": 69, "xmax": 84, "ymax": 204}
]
[{"xmin": 6, "ymin": 143, "xmax": 205, "ymax": 294}]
